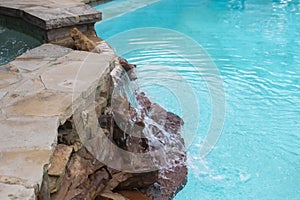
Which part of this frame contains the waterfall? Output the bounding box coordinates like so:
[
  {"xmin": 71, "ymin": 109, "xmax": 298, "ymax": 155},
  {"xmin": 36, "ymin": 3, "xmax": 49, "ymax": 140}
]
[{"xmin": 110, "ymin": 60, "xmax": 186, "ymax": 173}]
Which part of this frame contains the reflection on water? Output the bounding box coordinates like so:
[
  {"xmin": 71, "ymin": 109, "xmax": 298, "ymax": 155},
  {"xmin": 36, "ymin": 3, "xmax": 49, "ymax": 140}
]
[
  {"xmin": 0, "ymin": 26, "xmax": 40, "ymax": 66},
  {"xmin": 94, "ymin": 0, "xmax": 300, "ymax": 199}
]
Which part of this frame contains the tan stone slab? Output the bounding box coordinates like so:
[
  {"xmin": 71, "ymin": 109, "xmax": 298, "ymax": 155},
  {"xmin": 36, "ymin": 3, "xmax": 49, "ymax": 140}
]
[
  {"xmin": 59, "ymin": 50, "xmax": 115, "ymax": 63},
  {"xmin": 41, "ymin": 51, "xmax": 114, "ymax": 94},
  {"xmin": 48, "ymin": 144, "xmax": 73, "ymax": 176},
  {"xmin": 0, "ymin": 183, "xmax": 35, "ymax": 200},
  {"xmin": 0, "ymin": 116, "xmax": 59, "ymax": 152},
  {"xmin": 14, "ymin": 78, "xmax": 45, "ymax": 96},
  {"xmin": 3, "ymin": 92, "xmax": 73, "ymax": 119},
  {"xmin": 0, "ymin": 74, "xmax": 45, "ymax": 109},
  {"xmin": 9, "ymin": 44, "xmax": 72, "ymax": 73},
  {"xmin": 0, "ymin": 117, "xmax": 55, "ymax": 189},
  {"xmin": 17, "ymin": 44, "xmax": 72, "ymax": 60},
  {"xmin": 41, "ymin": 62, "xmax": 84, "ymax": 93},
  {"xmin": 0, "ymin": 70, "xmax": 21, "ymax": 89},
  {"xmin": 0, "ymin": 149, "xmax": 52, "ymax": 188},
  {"xmin": 10, "ymin": 59, "xmax": 50, "ymax": 73}
]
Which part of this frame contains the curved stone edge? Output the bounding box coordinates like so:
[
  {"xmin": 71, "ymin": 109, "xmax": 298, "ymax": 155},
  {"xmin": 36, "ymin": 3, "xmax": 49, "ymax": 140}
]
[
  {"xmin": 0, "ymin": 41, "xmax": 188, "ymax": 199},
  {"xmin": 0, "ymin": 42, "xmax": 115, "ymax": 200}
]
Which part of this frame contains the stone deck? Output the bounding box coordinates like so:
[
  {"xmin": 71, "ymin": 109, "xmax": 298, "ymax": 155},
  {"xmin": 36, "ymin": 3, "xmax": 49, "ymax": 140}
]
[
  {"xmin": 0, "ymin": 0, "xmax": 101, "ymax": 42},
  {"xmin": 0, "ymin": 42, "xmax": 115, "ymax": 199},
  {"xmin": 0, "ymin": 0, "xmax": 114, "ymax": 199}
]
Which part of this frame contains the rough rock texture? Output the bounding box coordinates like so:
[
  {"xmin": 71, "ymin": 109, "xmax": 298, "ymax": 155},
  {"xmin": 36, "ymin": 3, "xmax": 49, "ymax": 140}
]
[
  {"xmin": 45, "ymin": 59, "xmax": 187, "ymax": 200},
  {"xmin": 70, "ymin": 27, "xmax": 101, "ymax": 53},
  {"xmin": 0, "ymin": 41, "xmax": 115, "ymax": 200},
  {"xmin": 0, "ymin": 29, "xmax": 187, "ymax": 199},
  {"xmin": 133, "ymin": 93, "xmax": 187, "ymax": 200}
]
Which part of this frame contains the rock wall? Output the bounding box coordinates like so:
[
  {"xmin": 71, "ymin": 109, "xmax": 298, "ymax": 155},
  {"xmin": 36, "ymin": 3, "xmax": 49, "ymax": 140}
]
[
  {"xmin": 0, "ymin": 23, "xmax": 187, "ymax": 199},
  {"xmin": 39, "ymin": 57, "xmax": 187, "ymax": 200},
  {"xmin": 37, "ymin": 30, "xmax": 187, "ymax": 200},
  {"xmin": 0, "ymin": 0, "xmax": 101, "ymax": 42},
  {"xmin": 0, "ymin": 41, "xmax": 114, "ymax": 200}
]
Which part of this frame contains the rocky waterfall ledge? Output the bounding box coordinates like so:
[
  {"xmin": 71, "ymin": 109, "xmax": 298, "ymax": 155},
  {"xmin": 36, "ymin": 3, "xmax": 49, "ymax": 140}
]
[
  {"xmin": 0, "ymin": 0, "xmax": 187, "ymax": 199},
  {"xmin": 0, "ymin": 36, "xmax": 187, "ymax": 199}
]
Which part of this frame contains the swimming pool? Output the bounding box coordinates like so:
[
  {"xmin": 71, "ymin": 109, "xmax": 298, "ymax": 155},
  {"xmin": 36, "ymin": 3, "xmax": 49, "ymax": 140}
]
[
  {"xmin": 94, "ymin": 0, "xmax": 300, "ymax": 199},
  {"xmin": 0, "ymin": 26, "xmax": 40, "ymax": 66}
]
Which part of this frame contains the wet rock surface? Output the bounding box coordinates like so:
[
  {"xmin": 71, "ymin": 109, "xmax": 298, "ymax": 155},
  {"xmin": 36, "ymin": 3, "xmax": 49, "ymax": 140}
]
[
  {"xmin": 0, "ymin": 29, "xmax": 187, "ymax": 199},
  {"xmin": 134, "ymin": 93, "xmax": 187, "ymax": 200},
  {"xmin": 46, "ymin": 59, "xmax": 187, "ymax": 200}
]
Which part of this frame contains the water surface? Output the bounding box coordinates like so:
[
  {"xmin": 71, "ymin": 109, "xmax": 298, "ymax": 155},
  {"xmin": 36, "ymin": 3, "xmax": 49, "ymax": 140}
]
[
  {"xmin": 94, "ymin": 0, "xmax": 300, "ymax": 199},
  {"xmin": 0, "ymin": 26, "xmax": 40, "ymax": 66}
]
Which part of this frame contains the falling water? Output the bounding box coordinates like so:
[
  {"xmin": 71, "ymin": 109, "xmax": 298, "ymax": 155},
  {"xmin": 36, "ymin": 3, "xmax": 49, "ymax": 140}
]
[{"xmin": 110, "ymin": 63, "xmax": 186, "ymax": 173}]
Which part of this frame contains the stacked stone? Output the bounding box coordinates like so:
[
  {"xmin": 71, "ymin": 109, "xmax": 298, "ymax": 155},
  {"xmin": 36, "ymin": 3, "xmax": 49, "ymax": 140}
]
[
  {"xmin": 0, "ymin": 28, "xmax": 187, "ymax": 200},
  {"xmin": 43, "ymin": 50, "xmax": 187, "ymax": 199}
]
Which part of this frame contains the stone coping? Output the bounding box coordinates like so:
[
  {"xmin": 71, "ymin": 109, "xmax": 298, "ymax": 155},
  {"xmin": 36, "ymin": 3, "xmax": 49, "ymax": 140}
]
[
  {"xmin": 0, "ymin": 42, "xmax": 115, "ymax": 199},
  {"xmin": 0, "ymin": 0, "xmax": 102, "ymax": 42},
  {"xmin": 0, "ymin": 0, "xmax": 101, "ymax": 30},
  {"xmin": 0, "ymin": 1, "xmax": 121, "ymax": 199}
]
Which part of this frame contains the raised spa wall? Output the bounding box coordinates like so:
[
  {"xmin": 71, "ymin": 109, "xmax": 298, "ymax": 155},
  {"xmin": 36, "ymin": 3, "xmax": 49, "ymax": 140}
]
[
  {"xmin": 0, "ymin": 1, "xmax": 187, "ymax": 200},
  {"xmin": 0, "ymin": 0, "xmax": 106, "ymax": 44}
]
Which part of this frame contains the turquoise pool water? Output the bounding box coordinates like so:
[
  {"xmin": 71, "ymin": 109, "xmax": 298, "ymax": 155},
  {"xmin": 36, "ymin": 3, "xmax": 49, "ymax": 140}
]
[
  {"xmin": 0, "ymin": 26, "xmax": 40, "ymax": 66},
  {"xmin": 94, "ymin": 0, "xmax": 300, "ymax": 199}
]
